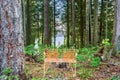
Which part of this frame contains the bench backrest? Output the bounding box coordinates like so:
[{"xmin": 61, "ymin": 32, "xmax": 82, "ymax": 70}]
[
  {"xmin": 63, "ymin": 50, "xmax": 75, "ymax": 60},
  {"xmin": 45, "ymin": 49, "xmax": 58, "ymax": 59}
]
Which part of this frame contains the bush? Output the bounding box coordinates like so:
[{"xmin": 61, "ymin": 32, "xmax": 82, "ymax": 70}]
[
  {"xmin": 77, "ymin": 46, "xmax": 101, "ymax": 67},
  {"xmin": 77, "ymin": 67, "xmax": 93, "ymax": 79},
  {"xmin": 24, "ymin": 44, "xmax": 56, "ymax": 62},
  {"xmin": 0, "ymin": 68, "xmax": 19, "ymax": 80},
  {"xmin": 24, "ymin": 44, "xmax": 34, "ymax": 56},
  {"xmin": 111, "ymin": 76, "xmax": 120, "ymax": 80},
  {"xmin": 90, "ymin": 57, "xmax": 101, "ymax": 67}
]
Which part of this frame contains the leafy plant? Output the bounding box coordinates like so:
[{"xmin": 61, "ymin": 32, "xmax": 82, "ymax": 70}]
[
  {"xmin": 0, "ymin": 68, "xmax": 19, "ymax": 80},
  {"xmin": 102, "ymin": 39, "xmax": 110, "ymax": 47},
  {"xmin": 76, "ymin": 55, "xmax": 87, "ymax": 62},
  {"xmin": 90, "ymin": 57, "xmax": 101, "ymax": 67},
  {"xmin": 25, "ymin": 66, "xmax": 30, "ymax": 79},
  {"xmin": 24, "ymin": 44, "xmax": 34, "ymax": 56},
  {"xmin": 80, "ymin": 48, "xmax": 89, "ymax": 54},
  {"xmin": 77, "ymin": 67, "xmax": 93, "ymax": 79},
  {"xmin": 24, "ymin": 44, "xmax": 45, "ymax": 62},
  {"xmin": 41, "ymin": 78, "xmax": 48, "ymax": 80},
  {"xmin": 32, "ymin": 77, "xmax": 39, "ymax": 80},
  {"xmin": 111, "ymin": 76, "xmax": 120, "ymax": 80},
  {"xmin": 2, "ymin": 68, "xmax": 12, "ymax": 75}
]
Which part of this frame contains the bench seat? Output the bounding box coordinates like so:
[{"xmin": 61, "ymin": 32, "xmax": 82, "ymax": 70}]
[{"xmin": 44, "ymin": 58, "xmax": 76, "ymax": 63}]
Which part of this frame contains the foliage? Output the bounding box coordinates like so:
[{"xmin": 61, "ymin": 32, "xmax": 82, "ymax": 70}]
[
  {"xmin": 76, "ymin": 46, "xmax": 101, "ymax": 67},
  {"xmin": 111, "ymin": 76, "xmax": 120, "ymax": 80},
  {"xmin": 78, "ymin": 46, "xmax": 99, "ymax": 54},
  {"xmin": 25, "ymin": 66, "xmax": 30, "ymax": 79},
  {"xmin": 41, "ymin": 78, "xmax": 48, "ymax": 80},
  {"xmin": 77, "ymin": 67, "xmax": 93, "ymax": 79},
  {"xmin": 90, "ymin": 57, "xmax": 101, "ymax": 67},
  {"xmin": 34, "ymin": 44, "xmax": 45, "ymax": 62},
  {"xmin": 0, "ymin": 68, "xmax": 19, "ymax": 80},
  {"xmin": 24, "ymin": 43, "xmax": 56, "ymax": 62},
  {"xmin": 32, "ymin": 77, "xmax": 39, "ymax": 80},
  {"xmin": 102, "ymin": 39, "xmax": 110, "ymax": 47},
  {"xmin": 24, "ymin": 44, "xmax": 34, "ymax": 56},
  {"xmin": 76, "ymin": 55, "xmax": 87, "ymax": 62},
  {"xmin": 2, "ymin": 68, "xmax": 12, "ymax": 75}
]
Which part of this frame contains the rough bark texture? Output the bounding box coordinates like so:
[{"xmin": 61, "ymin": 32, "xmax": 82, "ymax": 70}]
[
  {"xmin": 99, "ymin": 0, "xmax": 104, "ymax": 43},
  {"xmin": 26, "ymin": 0, "xmax": 31, "ymax": 45},
  {"xmin": 54, "ymin": 0, "xmax": 56, "ymax": 47},
  {"xmin": 113, "ymin": 0, "xmax": 120, "ymax": 54},
  {"xmin": 93, "ymin": 0, "xmax": 98, "ymax": 45},
  {"xmin": 67, "ymin": 0, "xmax": 69, "ymax": 48},
  {"xmin": 86, "ymin": 0, "xmax": 90, "ymax": 46},
  {"xmin": 72, "ymin": 0, "xmax": 76, "ymax": 47},
  {"xmin": 43, "ymin": 0, "xmax": 50, "ymax": 45},
  {"xmin": 80, "ymin": 0, "xmax": 84, "ymax": 47},
  {"xmin": 22, "ymin": 0, "xmax": 26, "ymax": 45},
  {"xmin": 0, "ymin": 0, "xmax": 26, "ymax": 79},
  {"xmin": 89, "ymin": 0, "xmax": 92, "ymax": 44}
]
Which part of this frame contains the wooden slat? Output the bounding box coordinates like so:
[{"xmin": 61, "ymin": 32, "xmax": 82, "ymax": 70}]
[
  {"xmin": 45, "ymin": 50, "xmax": 58, "ymax": 59},
  {"xmin": 63, "ymin": 50, "xmax": 75, "ymax": 60},
  {"xmin": 44, "ymin": 58, "xmax": 76, "ymax": 63}
]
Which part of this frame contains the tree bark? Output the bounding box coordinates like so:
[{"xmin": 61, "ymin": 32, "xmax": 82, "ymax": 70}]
[
  {"xmin": 72, "ymin": 0, "xmax": 76, "ymax": 48},
  {"xmin": 99, "ymin": 0, "xmax": 104, "ymax": 43},
  {"xmin": 79, "ymin": 0, "xmax": 84, "ymax": 47},
  {"xmin": 86, "ymin": 0, "xmax": 90, "ymax": 46},
  {"xmin": 89, "ymin": 0, "xmax": 92, "ymax": 44},
  {"xmin": 67, "ymin": 0, "xmax": 69, "ymax": 48},
  {"xmin": 43, "ymin": 0, "xmax": 50, "ymax": 45},
  {"xmin": 93, "ymin": 0, "xmax": 99, "ymax": 45},
  {"xmin": 112, "ymin": 0, "xmax": 120, "ymax": 54},
  {"xmin": 105, "ymin": 0, "xmax": 108, "ymax": 39},
  {"xmin": 0, "ymin": 0, "xmax": 26, "ymax": 79},
  {"xmin": 54, "ymin": 0, "xmax": 56, "ymax": 47},
  {"xmin": 26, "ymin": 0, "xmax": 31, "ymax": 45},
  {"xmin": 22, "ymin": 0, "xmax": 26, "ymax": 45}
]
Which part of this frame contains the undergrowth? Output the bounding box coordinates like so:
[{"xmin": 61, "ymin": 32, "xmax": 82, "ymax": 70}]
[{"xmin": 0, "ymin": 68, "xmax": 19, "ymax": 80}]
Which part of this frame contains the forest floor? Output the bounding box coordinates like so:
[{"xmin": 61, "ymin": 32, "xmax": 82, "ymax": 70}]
[{"xmin": 25, "ymin": 56, "xmax": 120, "ymax": 80}]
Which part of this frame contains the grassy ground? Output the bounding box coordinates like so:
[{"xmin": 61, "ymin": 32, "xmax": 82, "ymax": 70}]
[{"xmin": 25, "ymin": 56, "xmax": 120, "ymax": 80}]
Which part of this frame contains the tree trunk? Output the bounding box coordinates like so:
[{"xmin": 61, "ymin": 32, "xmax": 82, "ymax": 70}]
[
  {"xmin": 22, "ymin": 0, "xmax": 26, "ymax": 45},
  {"xmin": 86, "ymin": 0, "xmax": 90, "ymax": 46},
  {"xmin": 54, "ymin": 0, "xmax": 56, "ymax": 47},
  {"xmin": 89, "ymin": 0, "xmax": 92, "ymax": 44},
  {"xmin": 79, "ymin": 0, "xmax": 84, "ymax": 47},
  {"xmin": 72, "ymin": 0, "xmax": 76, "ymax": 48},
  {"xmin": 67, "ymin": 0, "xmax": 69, "ymax": 48},
  {"xmin": 112, "ymin": 0, "xmax": 120, "ymax": 54},
  {"xmin": 43, "ymin": 0, "xmax": 50, "ymax": 45},
  {"xmin": 105, "ymin": 0, "xmax": 108, "ymax": 39},
  {"xmin": 93, "ymin": 0, "xmax": 98, "ymax": 45},
  {"xmin": 0, "ymin": 0, "xmax": 26, "ymax": 79},
  {"xmin": 99, "ymin": 0, "xmax": 103, "ymax": 43},
  {"xmin": 36, "ymin": 0, "xmax": 41, "ymax": 38},
  {"xmin": 26, "ymin": 0, "xmax": 31, "ymax": 45}
]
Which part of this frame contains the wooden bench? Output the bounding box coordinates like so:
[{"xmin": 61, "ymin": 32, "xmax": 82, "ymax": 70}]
[{"xmin": 43, "ymin": 49, "xmax": 76, "ymax": 77}]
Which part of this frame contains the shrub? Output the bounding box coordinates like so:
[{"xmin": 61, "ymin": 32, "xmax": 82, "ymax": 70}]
[
  {"xmin": 90, "ymin": 57, "xmax": 101, "ymax": 67},
  {"xmin": 111, "ymin": 76, "xmax": 120, "ymax": 80},
  {"xmin": 24, "ymin": 44, "xmax": 34, "ymax": 56},
  {"xmin": 77, "ymin": 67, "xmax": 93, "ymax": 79},
  {"xmin": 32, "ymin": 77, "xmax": 40, "ymax": 80},
  {"xmin": 0, "ymin": 68, "xmax": 19, "ymax": 80}
]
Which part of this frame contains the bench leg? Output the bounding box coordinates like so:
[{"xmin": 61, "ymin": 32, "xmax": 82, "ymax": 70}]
[
  {"xmin": 75, "ymin": 63, "xmax": 76, "ymax": 77},
  {"xmin": 71, "ymin": 63, "xmax": 76, "ymax": 77},
  {"xmin": 44, "ymin": 62, "xmax": 45, "ymax": 77}
]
